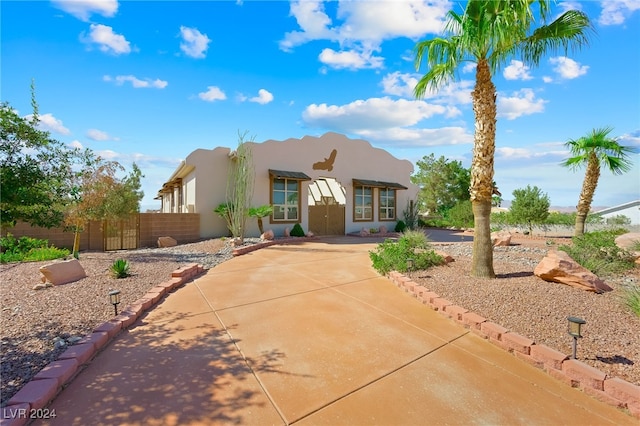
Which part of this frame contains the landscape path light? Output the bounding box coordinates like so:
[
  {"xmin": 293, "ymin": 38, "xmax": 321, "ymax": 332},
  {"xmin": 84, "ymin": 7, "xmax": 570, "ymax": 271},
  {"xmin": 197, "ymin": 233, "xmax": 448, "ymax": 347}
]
[
  {"xmin": 407, "ymin": 258, "xmax": 415, "ymax": 271},
  {"xmin": 109, "ymin": 290, "xmax": 121, "ymax": 316},
  {"xmin": 567, "ymin": 316, "xmax": 586, "ymax": 359}
]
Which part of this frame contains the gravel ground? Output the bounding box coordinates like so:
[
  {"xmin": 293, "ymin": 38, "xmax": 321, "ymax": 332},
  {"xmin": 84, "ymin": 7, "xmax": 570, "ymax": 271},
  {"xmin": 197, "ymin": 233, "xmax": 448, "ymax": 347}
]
[
  {"xmin": 409, "ymin": 239, "xmax": 640, "ymax": 388},
  {"xmin": 0, "ymin": 237, "xmax": 260, "ymax": 406},
  {"xmin": 1, "ymin": 236, "xmax": 639, "ymax": 407}
]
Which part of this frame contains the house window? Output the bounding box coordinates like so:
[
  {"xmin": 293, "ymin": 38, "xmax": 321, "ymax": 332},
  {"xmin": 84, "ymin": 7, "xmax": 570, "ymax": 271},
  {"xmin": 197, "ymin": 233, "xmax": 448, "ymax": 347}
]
[
  {"xmin": 354, "ymin": 185, "xmax": 373, "ymax": 221},
  {"xmin": 379, "ymin": 188, "xmax": 396, "ymax": 220},
  {"xmin": 272, "ymin": 178, "xmax": 299, "ymax": 222}
]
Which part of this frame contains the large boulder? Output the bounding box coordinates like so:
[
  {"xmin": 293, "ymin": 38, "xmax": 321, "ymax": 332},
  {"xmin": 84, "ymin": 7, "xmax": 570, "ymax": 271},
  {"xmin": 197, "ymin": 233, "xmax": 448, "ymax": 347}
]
[
  {"xmin": 39, "ymin": 259, "xmax": 87, "ymax": 286},
  {"xmin": 491, "ymin": 231, "xmax": 512, "ymax": 247},
  {"xmin": 534, "ymin": 250, "xmax": 613, "ymax": 293},
  {"xmin": 615, "ymin": 232, "xmax": 640, "ymax": 258},
  {"xmin": 157, "ymin": 236, "xmax": 177, "ymax": 248}
]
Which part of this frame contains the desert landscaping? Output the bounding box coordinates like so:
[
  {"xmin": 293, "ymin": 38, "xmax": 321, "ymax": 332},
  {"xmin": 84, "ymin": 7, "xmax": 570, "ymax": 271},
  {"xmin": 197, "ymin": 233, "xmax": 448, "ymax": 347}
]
[{"xmin": 1, "ymin": 232, "xmax": 639, "ymax": 409}]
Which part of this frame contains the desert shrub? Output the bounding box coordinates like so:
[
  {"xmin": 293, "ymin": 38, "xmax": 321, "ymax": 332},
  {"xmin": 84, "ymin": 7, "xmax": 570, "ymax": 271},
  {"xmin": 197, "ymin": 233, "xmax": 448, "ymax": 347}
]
[
  {"xmin": 0, "ymin": 233, "xmax": 69, "ymax": 263},
  {"xmin": 559, "ymin": 230, "xmax": 635, "ymax": 276},
  {"xmin": 402, "ymin": 199, "xmax": 420, "ymax": 230},
  {"xmin": 621, "ymin": 284, "xmax": 640, "ymax": 318},
  {"xmin": 446, "ymin": 199, "xmax": 473, "ymax": 229},
  {"xmin": 395, "ymin": 220, "xmax": 406, "ymax": 233},
  {"xmin": 369, "ymin": 230, "xmax": 443, "ymax": 275},
  {"xmin": 110, "ymin": 259, "xmax": 130, "ymax": 278},
  {"xmin": 290, "ymin": 223, "xmax": 305, "ymax": 237}
]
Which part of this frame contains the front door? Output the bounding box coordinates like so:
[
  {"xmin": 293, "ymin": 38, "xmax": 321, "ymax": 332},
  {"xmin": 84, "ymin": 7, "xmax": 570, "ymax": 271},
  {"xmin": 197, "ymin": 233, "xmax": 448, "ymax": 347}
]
[{"xmin": 308, "ymin": 178, "xmax": 346, "ymax": 235}]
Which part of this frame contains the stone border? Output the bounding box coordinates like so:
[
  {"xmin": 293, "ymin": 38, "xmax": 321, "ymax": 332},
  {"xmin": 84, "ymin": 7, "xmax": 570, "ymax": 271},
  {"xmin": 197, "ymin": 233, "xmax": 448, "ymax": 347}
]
[
  {"xmin": 1, "ymin": 263, "xmax": 205, "ymax": 426},
  {"xmin": 387, "ymin": 270, "xmax": 640, "ymax": 420}
]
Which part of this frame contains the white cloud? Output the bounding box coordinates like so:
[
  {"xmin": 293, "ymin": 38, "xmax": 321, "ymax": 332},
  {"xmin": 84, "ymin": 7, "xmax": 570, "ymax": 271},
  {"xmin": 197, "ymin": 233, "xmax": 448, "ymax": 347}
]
[
  {"xmin": 383, "ymin": 72, "xmax": 473, "ymax": 107},
  {"xmin": 69, "ymin": 140, "xmax": 84, "ymax": 149},
  {"xmin": 24, "ymin": 113, "xmax": 71, "ymax": 135},
  {"xmin": 462, "ymin": 63, "xmax": 476, "ymax": 74},
  {"xmin": 179, "ymin": 26, "xmax": 211, "ymax": 58},
  {"xmin": 86, "ymin": 129, "xmax": 111, "ymax": 141},
  {"xmin": 318, "ymin": 48, "xmax": 384, "ymax": 70},
  {"xmin": 599, "ymin": 0, "xmax": 640, "ymax": 25},
  {"xmin": 82, "ymin": 24, "xmax": 131, "ymax": 55},
  {"xmin": 51, "ymin": 0, "xmax": 118, "ymax": 21},
  {"xmin": 198, "ymin": 86, "xmax": 227, "ymax": 102},
  {"xmin": 280, "ymin": 0, "xmax": 449, "ymax": 70},
  {"xmin": 359, "ymin": 126, "xmax": 473, "ymax": 147},
  {"xmin": 503, "ymin": 60, "xmax": 533, "ymax": 81},
  {"xmin": 549, "ymin": 57, "xmax": 588, "ymax": 79},
  {"xmin": 497, "ymin": 89, "xmax": 547, "ymax": 120},
  {"xmin": 280, "ymin": 1, "xmax": 337, "ymax": 52},
  {"xmin": 103, "ymin": 75, "xmax": 168, "ymax": 89},
  {"xmin": 381, "ymin": 72, "xmax": 419, "ymax": 97},
  {"xmin": 249, "ymin": 89, "xmax": 274, "ymax": 105},
  {"xmin": 302, "ymin": 97, "xmax": 452, "ymax": 133}
]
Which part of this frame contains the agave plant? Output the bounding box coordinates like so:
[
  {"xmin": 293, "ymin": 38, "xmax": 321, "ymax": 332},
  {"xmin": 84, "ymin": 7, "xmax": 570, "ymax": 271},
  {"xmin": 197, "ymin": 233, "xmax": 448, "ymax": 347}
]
[{"xmin": 110, "ymin": 258, "xmax": 130, "ymax": 279}]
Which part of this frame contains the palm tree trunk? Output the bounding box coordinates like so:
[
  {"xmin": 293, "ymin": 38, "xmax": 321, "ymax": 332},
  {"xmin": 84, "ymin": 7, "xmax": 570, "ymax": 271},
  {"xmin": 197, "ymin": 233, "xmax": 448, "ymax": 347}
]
[
  {"xmin": 574, "ymin": 153, "xmax": 600, "ymax": 236},
  {"xmin": 469, "ymin": 59, "xmax": 496, "ymax": 278}
]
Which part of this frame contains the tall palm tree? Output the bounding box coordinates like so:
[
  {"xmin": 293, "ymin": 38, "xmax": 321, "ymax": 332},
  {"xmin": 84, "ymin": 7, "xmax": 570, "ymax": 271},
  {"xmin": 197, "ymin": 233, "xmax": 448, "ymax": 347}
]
[
  {"xmin": 414, "ymin": 1, "xmax": 593, "ymax": 278},
  {"xmin": 561, "ymin": 127, "xmax": 635, "ymax": 236}
]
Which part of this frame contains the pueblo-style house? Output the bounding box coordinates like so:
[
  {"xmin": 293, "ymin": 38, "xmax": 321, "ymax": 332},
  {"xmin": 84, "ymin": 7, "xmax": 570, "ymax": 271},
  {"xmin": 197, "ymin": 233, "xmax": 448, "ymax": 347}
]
[{"xmin": 157, "ymin": 132, "xmax": 419, "ymax": 238}]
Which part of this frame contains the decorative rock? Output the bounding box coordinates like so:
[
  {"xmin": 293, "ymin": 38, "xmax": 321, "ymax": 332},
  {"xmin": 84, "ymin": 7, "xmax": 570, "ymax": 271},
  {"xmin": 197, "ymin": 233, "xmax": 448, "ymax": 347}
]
[
  {"xmin": 306, "ymin": 231, "xmax": 314, "ymax": 237},
  {"xmin": 534, "ymin": 250, "xmax": 613, "ymax": 293},
  {"xmin": 39, "ymin": 259, "xmax": 86, "ymax": 286},
  {"xmin": 157, "ymin": 236, "xmax": 177, "ymax": 248},
  {"xmin": 261, "ymin": 229, "xmax": 274, "ymax": 240},
  {"xmin": 615, "ymin": 232, "xmax": 640, "ymax": 259},
  {"xmin": 32, "ymin": 283, "xmax": 51, "ymax": 291},
  {"xmin": 379, "ymin": 225, "xmax": 388, "ymax": 234},
  {"xmin": 359, "ymin": 227, "xmax": 370, "ymax": 236},
  {"xmin": 284, "ymin": 227, "xmax": 290, "ymax": 237},
  {"xmin": 435, "ymin": 250, "xmax": 455, "ymax": 264},
  {"xmin": 491, "ymin": 231, "xmax": 512, "ymax": 247}
]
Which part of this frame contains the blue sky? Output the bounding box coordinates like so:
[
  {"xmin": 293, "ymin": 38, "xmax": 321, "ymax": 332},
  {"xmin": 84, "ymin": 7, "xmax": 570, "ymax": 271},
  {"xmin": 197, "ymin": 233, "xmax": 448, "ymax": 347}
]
[{"xmin": 2, "ymin": 0, "xmax": 639, "ymax": 211}]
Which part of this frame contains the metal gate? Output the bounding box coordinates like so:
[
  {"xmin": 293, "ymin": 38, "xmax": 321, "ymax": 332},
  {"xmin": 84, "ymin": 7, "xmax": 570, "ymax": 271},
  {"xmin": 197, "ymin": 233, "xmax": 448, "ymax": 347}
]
[{"xmin": 104, "ymin": 214, "xmax": 139, "ymax": 251}]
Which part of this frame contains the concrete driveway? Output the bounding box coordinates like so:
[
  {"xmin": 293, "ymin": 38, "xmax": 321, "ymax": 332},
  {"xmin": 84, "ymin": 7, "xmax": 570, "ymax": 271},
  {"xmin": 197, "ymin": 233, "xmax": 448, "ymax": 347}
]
[{"xmin": 35, "ymin": 237, "xmax": 635, "ymax": 425}]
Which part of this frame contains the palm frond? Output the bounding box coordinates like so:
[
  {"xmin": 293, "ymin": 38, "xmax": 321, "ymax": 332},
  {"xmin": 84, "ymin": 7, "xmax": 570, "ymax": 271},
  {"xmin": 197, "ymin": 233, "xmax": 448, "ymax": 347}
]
[{"xmin": 522, "ymin": 10, "xmax": 593, "ymax": 65}]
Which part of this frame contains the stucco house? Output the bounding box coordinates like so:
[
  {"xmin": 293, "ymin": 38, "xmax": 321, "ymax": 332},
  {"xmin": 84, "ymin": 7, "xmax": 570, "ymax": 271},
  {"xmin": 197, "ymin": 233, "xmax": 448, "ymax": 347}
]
[
  {"xmin": 157, "ymin": 132, "xmax": 419, "ymax": 238},
  {"xmin": 593, "ymin": 200, "xmax": 640, "ymax": 225}
]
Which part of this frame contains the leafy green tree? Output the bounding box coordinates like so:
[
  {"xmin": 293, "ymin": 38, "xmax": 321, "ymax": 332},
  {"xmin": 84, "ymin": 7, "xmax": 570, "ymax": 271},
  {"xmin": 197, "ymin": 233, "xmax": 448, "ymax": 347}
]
[
  {"xmin": 446, "ymin": 199, "xmax": 474, "ymax": 229},
  {"xmin": 414, "ymin": 1, "xmax": 592, "ymax": 278},
  {"xmin": 64, "ymin": 152, "xmax": 143, "ymax": 258},
  {"xmin": 560, "ymin": 127, "xmax": 635, "ymax": 236},
  {"xmin": 1, "ymin": 99, "xmax": 77, "ymax": 228},
  {"xmin": 509, "ymin": 185, "xmax": 550, "ymax": 234},
  {"xmin": 411, "ymin": 154, "xmax": 470, "ymax": 216}
]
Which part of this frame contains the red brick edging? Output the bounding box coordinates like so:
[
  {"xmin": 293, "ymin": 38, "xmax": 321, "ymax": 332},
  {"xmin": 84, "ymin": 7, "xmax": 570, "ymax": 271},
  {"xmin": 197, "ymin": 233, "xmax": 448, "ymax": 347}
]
[
  {"xmin": 387, "ymin": 270, "xmax": 640, "ymax": 419},
  {"xmin": 1, "ymin": 263, "xmax": 205, "ymax": 426}
]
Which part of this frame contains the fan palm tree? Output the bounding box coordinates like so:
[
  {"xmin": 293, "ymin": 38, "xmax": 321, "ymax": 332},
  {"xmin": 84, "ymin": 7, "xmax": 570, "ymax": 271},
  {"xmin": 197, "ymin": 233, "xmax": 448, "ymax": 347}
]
[
  {"xmin": 414, "ymin": 1, "xmax": 593, "ymax": 278},
  {"xmin": 561, "ymin": 127, "xmax": 635, "ymax": 236}
]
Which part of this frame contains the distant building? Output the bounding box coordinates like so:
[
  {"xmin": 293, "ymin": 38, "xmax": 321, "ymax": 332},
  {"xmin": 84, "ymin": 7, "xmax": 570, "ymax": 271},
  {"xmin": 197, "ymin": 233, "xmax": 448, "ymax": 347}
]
[
  {"xmin": 593, "ymin": 200, "xmax": 640, "ymax": 225},
  {"xmin": 157, "ymin": 132, "xmax": 419, "ymax": 238}
]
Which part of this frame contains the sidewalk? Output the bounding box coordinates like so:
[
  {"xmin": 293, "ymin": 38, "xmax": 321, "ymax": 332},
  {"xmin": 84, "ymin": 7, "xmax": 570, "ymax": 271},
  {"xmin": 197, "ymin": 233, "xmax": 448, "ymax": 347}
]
[{"xmin": 34, "ymin": 237, "xmax": 635, "ymax": 425}]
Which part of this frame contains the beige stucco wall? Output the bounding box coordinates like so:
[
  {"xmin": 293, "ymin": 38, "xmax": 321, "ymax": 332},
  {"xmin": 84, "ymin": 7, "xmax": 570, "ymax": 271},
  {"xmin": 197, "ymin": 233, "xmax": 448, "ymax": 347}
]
[{"xmin": 161, "ymin": 132, "xmax": 419, "ymax": 238}]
